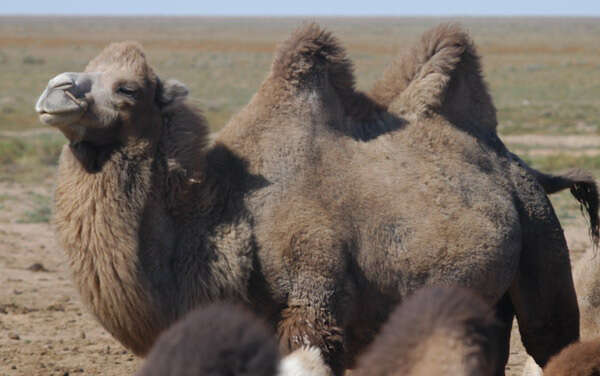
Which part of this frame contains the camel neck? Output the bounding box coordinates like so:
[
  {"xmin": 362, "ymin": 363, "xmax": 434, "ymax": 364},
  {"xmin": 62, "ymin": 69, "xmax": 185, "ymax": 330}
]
[{"xmin": 53, "ymin": 142, "xmax": 168, "ymax": 354}]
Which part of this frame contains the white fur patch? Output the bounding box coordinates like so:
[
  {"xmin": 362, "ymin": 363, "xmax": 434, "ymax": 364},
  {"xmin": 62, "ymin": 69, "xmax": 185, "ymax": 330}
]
[{"xmin": 278, "ymin": 347, "xmax": 333, "ymax": 376}]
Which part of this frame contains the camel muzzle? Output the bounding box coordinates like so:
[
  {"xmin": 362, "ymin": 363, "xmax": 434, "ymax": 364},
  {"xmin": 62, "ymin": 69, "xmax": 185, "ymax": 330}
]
[{"xmin": 36, "ymin": 72, "xmax": 91, "ymax": 126}]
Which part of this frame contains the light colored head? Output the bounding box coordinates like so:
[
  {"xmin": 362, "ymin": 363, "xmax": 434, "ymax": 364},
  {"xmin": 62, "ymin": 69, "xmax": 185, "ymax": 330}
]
[{"xmin": 35, "ymin": 42, "xmax": 188, "ymax": 148}]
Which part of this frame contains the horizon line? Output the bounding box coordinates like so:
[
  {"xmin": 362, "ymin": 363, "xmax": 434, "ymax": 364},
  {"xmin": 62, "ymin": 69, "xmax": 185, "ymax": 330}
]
[{"xmin": 1, "ymin": 13, "xmax": 600, "ymax": 17}]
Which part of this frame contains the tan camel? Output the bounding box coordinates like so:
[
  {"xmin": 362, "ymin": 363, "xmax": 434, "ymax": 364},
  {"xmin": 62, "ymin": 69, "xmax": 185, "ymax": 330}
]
[
  {"xmin": 35, "ymin": 24, "xmax": 579, "ymax": 375},
  {"xmin": 352, "ymin": 286, "xmax": 499, "ymax": 376}
]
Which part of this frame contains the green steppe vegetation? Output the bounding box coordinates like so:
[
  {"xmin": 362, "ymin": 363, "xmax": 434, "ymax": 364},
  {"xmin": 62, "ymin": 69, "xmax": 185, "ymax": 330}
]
[{"xmin": 0, "ymin": 16, "xmax": 598, "ymax": 225}]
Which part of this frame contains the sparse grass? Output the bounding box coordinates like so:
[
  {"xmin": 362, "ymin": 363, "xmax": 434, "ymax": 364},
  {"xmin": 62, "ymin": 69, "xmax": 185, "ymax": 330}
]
[
  {"xmin": 0, "ymin": 132, "xmax": 65, "ymax": 183},
  {"xmin": 17, "ymin": 192, "xmax": 52, "ymax": 223},
  {"xmin": 520, "ymin": 154, "xmax": 600, "ymax": 173},
  {"xmin": 0, "ymin": 193, "xmax": 15, "ymax": 202},
  {"xmin": 498, "ymin": 104, "xmax": 599, "ymax": 135}
]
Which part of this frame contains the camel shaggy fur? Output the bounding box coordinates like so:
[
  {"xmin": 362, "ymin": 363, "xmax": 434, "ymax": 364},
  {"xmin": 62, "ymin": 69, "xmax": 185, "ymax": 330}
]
[
  {"xmin": 36, "ymin": 24, "xmax": 579, "ymax": 375},
  {"xmin": 543, "ymin": 338, "xmax": 600, "ymax": 376},
  {"xmin": 353, "ymin": 286, "xmax": 499, "ymax": 376},
  {"xmin": 135, "ymin": 302, "xmax": 280, "ymax": 376},
  {"xmin": 136, "ymin": 302, "xmax": 331, "ymax": 376}
]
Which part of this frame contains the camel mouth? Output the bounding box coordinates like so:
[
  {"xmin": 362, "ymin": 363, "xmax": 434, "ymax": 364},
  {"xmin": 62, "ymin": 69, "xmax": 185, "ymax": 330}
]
[
  {"xmin": 36, "ymin": 88, "xmax": 88, "ymax": 127},
  {"xmin": 36, "ymin": 72, "xmax": 92, "ymax": 127},
  {"xmin": 38, "ymin": 111, "xmax": 84, "ymax": 127}
]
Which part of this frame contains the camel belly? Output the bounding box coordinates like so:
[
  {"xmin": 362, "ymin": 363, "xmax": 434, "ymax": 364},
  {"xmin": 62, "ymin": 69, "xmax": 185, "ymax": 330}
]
[{"xmin": 353, "ymin": 187, "xmax": 522, "ymax": 305}]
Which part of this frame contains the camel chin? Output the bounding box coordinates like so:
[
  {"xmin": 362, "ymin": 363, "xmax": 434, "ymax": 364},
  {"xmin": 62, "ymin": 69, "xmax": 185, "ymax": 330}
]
[{"xmin": 38, "ymin": 112, "xmax": 83, "ymax": 127}]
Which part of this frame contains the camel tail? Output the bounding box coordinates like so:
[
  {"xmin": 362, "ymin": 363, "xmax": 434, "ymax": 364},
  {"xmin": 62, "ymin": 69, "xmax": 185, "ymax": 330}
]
[{"xmin": 536, "ymin": 168, "xmax": 599, "ymax": 246}]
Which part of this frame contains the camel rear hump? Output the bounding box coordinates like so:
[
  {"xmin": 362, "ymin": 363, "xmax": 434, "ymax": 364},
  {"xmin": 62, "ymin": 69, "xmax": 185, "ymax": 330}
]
[{"xmin": 371, "ymin": 23, "xmax": 497, "ymax": 132}]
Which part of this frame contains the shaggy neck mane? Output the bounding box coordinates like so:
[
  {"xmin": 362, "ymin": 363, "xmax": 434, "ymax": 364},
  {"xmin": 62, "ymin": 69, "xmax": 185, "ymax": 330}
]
[{"xmin": 53, "ymin": 103, "xmax": 212, "ymax": 354}]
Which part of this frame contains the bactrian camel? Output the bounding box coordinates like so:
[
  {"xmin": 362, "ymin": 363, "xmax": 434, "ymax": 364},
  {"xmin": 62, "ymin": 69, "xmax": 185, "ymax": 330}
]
[{"xmin": 35, "ymin": 23, "xmax": 582, "ymax": 375}]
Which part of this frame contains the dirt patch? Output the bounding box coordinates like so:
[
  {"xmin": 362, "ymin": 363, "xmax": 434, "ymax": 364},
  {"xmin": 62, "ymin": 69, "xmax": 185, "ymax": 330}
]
[{"xmin": 0, "ymin": 183, "xmax": 140, "ymax": 376}]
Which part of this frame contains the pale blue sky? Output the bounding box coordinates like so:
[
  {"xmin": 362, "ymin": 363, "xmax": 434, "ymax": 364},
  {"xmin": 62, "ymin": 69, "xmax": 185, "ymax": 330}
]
[{"xmin": 2, "ymin": 0, "xmax": 600, "ymax": 16}]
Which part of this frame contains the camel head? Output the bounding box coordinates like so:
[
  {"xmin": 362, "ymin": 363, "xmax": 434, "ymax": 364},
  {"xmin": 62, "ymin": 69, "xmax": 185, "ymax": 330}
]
[{"xmin": 35, "ymin": 42, "xmax": 188, "ymax": 148}]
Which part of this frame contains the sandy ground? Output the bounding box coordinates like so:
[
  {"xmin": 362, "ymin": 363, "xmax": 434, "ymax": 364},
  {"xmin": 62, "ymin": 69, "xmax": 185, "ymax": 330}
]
[
  {"xmin": 0, "ymin": 153, "xmax": 595, "ymax": 376},
  {"xmin": 0, "ymin": 181, "xmax": 140, "ymax": 376}
]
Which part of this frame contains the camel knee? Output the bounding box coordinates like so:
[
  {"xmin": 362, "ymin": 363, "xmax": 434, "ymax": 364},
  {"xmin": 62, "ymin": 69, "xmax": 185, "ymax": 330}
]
[
  {"xmin": 278, "ymin": 305, "xmax": 344, "ymax": 375},
  {"xmin": 279, "ymin": 347, "xmax": 333, "ymax": 376}
]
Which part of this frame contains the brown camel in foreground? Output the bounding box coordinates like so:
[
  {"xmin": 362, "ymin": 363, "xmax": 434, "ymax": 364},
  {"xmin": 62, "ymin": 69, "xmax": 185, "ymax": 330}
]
[
  {"xmin": 135, "ymin": 302, "xmax": 280, "ymax": 376},
  {"xmin": 136, "ymin": 301, "xmax": 334, "ymax": 376},
  {"xmin": 353, "ymin": 286, "xmax": 499, "ymax": 376},
  {"xmin": 543, "ymin": 338, "xmax": 600, "ymax": 376},
  {"xmin": 35, "ymin": 24, "xmax": 581, "ymax": 375}
]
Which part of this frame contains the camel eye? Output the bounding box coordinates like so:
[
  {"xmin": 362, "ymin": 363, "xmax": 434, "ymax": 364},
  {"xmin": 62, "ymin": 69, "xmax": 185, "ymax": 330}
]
[{"xmin": 116, "ymin": 86, "xmax": 138, "ymax": 97}]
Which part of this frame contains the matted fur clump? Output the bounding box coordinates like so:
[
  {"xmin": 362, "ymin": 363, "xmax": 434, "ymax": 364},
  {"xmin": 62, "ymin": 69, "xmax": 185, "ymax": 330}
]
[
  {"xmin": 135, "ymin": 303, "xmax": 280, "ymax": 376},
  {"xmin": 353, "ymin": 286, "xmax": 499, "ymax": 376}
]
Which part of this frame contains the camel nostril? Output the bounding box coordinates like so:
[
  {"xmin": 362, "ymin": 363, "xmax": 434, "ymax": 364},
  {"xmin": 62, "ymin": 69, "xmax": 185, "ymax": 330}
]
[
  {"xmin": 48, "ymin": 73, "xmax": 76, "ymax": 91},
  {"xmin": 53, "ymin": 82, "xmax": 74, "ymax": 91}
]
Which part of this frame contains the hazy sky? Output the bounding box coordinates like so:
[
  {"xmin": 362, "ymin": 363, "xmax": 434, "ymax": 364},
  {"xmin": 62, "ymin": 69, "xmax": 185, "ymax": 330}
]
[{"xmin": 3, "ymin": 0, "xmax": 600, "ymax": 16}]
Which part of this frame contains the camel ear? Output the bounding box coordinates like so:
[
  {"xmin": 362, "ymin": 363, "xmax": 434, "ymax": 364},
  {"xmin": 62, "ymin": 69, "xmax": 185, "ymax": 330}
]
[{"xmin": 157, "ymin": 79, "xmax": 188, "ymax": 111}]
